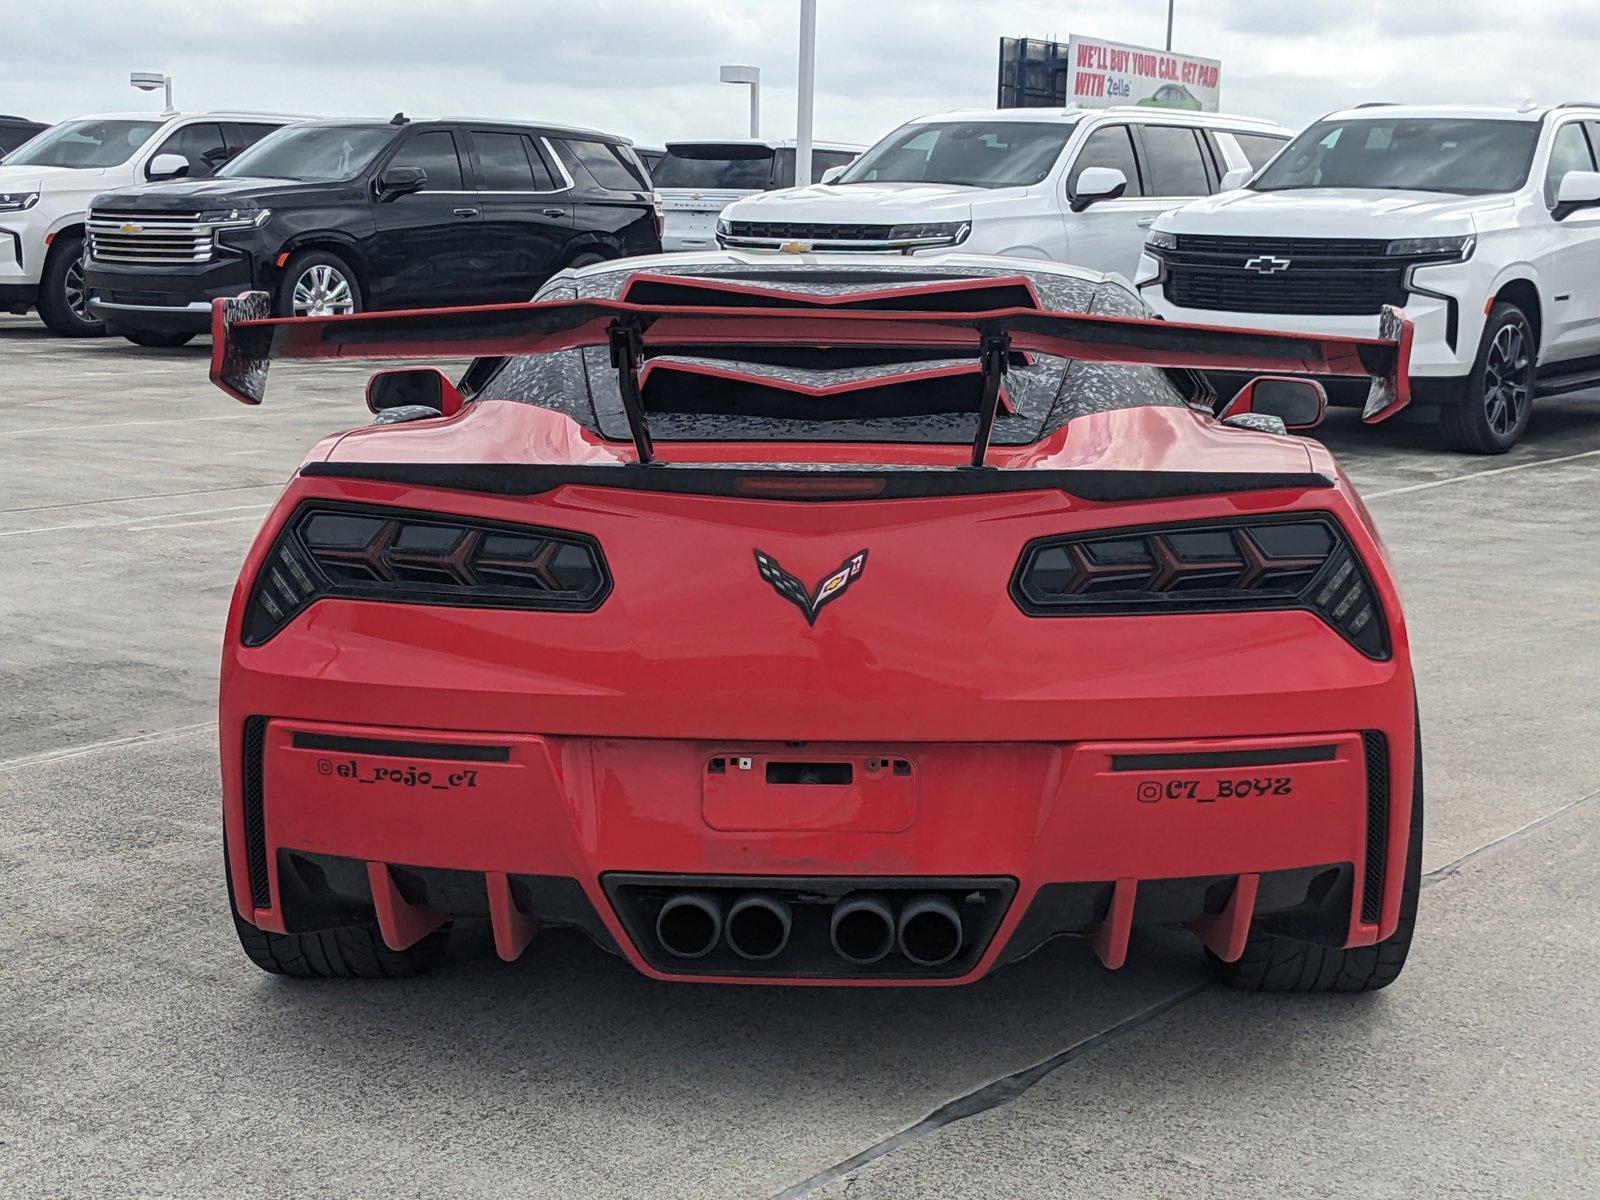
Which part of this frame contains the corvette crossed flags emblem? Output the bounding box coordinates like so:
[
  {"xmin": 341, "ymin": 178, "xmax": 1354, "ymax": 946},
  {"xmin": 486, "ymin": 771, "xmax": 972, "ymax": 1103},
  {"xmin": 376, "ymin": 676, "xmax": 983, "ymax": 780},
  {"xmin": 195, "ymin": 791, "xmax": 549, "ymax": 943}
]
[{"xmin": 754, "ymin": 549, "xmax": 868, "ymax": 626}]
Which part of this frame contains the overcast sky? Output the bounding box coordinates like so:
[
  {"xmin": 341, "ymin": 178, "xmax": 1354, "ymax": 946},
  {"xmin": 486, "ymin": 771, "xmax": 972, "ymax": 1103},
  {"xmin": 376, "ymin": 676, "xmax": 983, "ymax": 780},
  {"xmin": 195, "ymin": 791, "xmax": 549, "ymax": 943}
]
[{"xmin": 6, "ymin": 0, "xmax": 1595, "ymax": 145}]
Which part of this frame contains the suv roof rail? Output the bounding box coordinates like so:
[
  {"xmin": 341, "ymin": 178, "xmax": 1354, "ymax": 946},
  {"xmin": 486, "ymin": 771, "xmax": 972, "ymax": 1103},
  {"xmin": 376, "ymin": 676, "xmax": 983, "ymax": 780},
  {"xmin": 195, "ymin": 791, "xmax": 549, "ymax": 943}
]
[
  {"xmin": 1353, "ymin": 101, "xmax": 1396, "ymax": 108},
  {"xmin": 1554, "ymin": 100, "xmax": 1600, "ymax": 109}
]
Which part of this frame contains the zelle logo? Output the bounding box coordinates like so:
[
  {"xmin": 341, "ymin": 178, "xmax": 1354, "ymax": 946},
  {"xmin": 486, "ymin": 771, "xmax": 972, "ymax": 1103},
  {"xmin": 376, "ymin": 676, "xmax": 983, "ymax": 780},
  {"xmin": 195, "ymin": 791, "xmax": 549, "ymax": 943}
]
[
  {"xmin": 754, "ymin": 549, "xmax": 867, "ymax": 626},
  {"xmin": 1244, "ymin": 255, "xmax": 1292, "ymax": 275}
]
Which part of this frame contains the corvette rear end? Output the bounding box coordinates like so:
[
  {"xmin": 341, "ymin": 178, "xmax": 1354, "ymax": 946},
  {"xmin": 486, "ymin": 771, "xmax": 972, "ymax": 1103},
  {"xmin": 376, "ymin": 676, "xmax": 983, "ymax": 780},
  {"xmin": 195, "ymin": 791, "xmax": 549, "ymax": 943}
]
[{"xmin": 216, "ymin": 253, "xmax": 1422, "ymax": 992}]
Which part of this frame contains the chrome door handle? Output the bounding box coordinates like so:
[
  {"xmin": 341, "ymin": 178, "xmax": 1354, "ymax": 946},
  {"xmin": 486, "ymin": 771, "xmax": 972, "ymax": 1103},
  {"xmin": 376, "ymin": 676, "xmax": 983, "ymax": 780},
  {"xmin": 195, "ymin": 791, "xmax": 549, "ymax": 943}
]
[
  {"xmin": 541, "ymin": 207, "xmax": 566, "ymax": 218},
  {"xmin": 1135, "ymin": 217, "xmax": 1156, "ymax": 228},
  {"xmin": 453, "ymin": 207, "xmax": 480, "ymax": 217}
]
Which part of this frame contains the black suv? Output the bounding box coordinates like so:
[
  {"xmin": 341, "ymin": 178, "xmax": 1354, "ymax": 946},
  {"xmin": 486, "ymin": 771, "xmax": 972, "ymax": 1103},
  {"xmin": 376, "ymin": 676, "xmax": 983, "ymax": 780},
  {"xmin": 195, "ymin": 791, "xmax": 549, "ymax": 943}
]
[{"xmin": 84, "ymin": 116, "xmax": 661, "ymax": 346}]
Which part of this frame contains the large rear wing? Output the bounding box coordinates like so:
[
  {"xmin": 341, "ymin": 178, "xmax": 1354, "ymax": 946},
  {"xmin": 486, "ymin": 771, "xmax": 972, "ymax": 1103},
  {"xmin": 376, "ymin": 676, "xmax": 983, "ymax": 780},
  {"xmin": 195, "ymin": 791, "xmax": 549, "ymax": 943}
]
[{"xmin": 210, "ymin": 290, "xmax": 1412, "ymax": 464}]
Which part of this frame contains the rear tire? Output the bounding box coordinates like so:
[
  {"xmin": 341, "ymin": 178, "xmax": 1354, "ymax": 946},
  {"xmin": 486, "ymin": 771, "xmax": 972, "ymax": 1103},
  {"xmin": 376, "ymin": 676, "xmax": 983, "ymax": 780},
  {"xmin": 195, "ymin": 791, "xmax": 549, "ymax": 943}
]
[
  {"xmin": 232, "ymin": 912, "xmax": 449, "ymax": 978},
  {"xmin": 1209, "ymin": 722, "xmax": 1423, "ymax": 993},
  {"xmin": 1438, "ymin": 302, "xmax": 1534, "ymax": 454},
  {"xmin": 121, "ymin": 328, "xmax": 195, "ymax": 348},
  {"xmin": 37, "ymin": 233, "xmax": 105, "ymax": 337},
  {"xmin": 566, "ymin": 250, "xmax": 610, "ymax": 270}
]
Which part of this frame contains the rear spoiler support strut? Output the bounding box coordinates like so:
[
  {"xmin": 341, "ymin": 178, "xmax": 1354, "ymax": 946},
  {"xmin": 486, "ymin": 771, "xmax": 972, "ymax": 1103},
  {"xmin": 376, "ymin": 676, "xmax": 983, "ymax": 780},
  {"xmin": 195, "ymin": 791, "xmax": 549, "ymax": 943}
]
[
  {"xmin": 607, "ymin": 319, "xmax": 656, "ymax": 465},
  {"xmin": 968, "ymin": 332, "xmax": 1012, "ymax": 468}
]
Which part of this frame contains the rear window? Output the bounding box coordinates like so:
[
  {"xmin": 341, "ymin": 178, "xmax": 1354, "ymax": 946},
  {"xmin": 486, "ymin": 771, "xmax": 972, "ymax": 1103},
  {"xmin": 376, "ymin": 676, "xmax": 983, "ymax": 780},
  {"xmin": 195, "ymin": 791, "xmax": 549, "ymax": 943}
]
[
  {"xmin": 653, "ymin": 144, "xmax": 775, "ymax": 189},
  {"xmin": 556, "ymin": 138, "xmax": 648, "ymax": 190}
]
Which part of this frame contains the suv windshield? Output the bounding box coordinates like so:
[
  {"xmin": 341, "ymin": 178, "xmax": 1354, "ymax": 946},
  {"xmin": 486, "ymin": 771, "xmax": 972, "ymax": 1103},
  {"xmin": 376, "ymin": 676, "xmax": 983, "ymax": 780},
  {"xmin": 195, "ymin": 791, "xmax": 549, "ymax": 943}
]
[
  {"xmin": 1254, "ymin": 118, "xmax": 1540, "ymax": 195},
  {"xmin": 838, "ymin": 121, "xmax": 1074, "ymax": 188},
  {"xmin": 653, "ymin": 144, "xmax": 775, "ymax": 189},
  {"xmin": 218, "ymin": 124, "xmax": 393, "ymax": 182},
  {"xmin": 5, "ymin": 119, "xmax": 162, "ymax": 168}
]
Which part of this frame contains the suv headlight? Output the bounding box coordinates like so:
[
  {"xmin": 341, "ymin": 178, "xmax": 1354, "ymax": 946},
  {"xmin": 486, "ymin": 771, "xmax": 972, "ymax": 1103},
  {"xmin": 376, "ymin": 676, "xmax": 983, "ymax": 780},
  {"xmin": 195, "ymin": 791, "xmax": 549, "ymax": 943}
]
[
  {"xmin": 197, "ymin": 208, "xmax": 270, "ymax": 227},
  {"xmin": 886, "ymin": 221, "xmax": 969, "ymax": 244},
  {"xmin": 1144, "ymin": 229, "xmax": 1178, "ymax": 254},
  {"xmin": 0, "ymin": 191, "xmax": 40, "ymax": 212},
  {"xmin": 716, "ymin": 216, "xmax": 731, "ymax": 237},
  {"xmin": 1385, "ymin": 234, "xmax": 1474, "ymax": 261}
]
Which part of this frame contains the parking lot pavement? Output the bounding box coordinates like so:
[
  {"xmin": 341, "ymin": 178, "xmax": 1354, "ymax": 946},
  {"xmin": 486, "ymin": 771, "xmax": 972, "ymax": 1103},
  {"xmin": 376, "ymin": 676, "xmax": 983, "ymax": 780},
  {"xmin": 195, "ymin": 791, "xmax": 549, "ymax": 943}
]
[{"xmin": 3, "ymin": 316, "xmax": 1599, "ymax": 1197}]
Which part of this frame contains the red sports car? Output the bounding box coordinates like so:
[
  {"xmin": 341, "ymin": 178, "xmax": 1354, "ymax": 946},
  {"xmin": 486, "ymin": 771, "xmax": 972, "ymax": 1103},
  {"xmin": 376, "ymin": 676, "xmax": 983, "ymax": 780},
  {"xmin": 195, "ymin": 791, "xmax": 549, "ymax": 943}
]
[{"xmin": 214, "ymin": 252, "xmax": 1421, "ymax": 992}]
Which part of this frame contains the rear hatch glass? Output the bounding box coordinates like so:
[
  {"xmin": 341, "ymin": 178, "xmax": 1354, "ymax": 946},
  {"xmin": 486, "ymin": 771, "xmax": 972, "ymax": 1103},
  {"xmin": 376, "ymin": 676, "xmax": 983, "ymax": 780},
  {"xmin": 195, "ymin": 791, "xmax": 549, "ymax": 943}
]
[{"xmin": 654, "ymin": 143, "xmax": 776, "ymax": 190}]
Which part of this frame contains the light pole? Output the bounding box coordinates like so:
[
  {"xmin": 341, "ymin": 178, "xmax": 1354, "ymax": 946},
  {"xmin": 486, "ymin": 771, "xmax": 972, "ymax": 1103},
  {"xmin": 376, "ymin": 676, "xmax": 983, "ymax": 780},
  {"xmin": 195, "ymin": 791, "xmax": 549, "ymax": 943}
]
[
  {"xmin": 795, "ymin": 0, "xmax": 816, "ymax": 187},
  {"xmin": 130, "ymin": 71, "xmax": 174, "ymax": 115},
  {"xmin": 1165, "ymin": 0, "xmax": 1175, "ymax": 51},
  {"xmin": 720, "ymin": 65, "xmax": 760, "ymax": 138}
]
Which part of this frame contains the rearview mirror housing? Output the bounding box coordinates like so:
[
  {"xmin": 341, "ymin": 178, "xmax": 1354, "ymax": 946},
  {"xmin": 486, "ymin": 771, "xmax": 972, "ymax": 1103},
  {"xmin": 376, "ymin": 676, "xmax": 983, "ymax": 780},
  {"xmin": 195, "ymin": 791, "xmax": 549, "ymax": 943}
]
[
  {"xmin": 1220, "ymin": 376, "xmax": 1327, "ymax": 432},
  {"xmin": 1220, "ymin": 166, "xmax": 1252, "ymax": 190},
  {"xmin": 366, "ymin": 367, "xmax": 462, "ymax": 417},
  {"xmin": 147, "ymin": 153, "xmax": 190, "ymax": 180},
  {"xmin": 1553, "ymin": 169, "xmax": 1600, "ymax": 220},
  {"xmin": 1068, "ymin": 166, "xmax": 1127, "ymax": 213},
  {"xmin": 377, "ymin": 165, "xmax": 427, "ymax": 200}
]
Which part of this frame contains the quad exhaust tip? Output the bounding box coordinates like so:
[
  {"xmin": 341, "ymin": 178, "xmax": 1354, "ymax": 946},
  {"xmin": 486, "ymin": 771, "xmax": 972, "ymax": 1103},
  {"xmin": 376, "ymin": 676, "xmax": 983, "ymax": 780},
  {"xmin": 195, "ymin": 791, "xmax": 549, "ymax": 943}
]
[
  {"xmin": 830, "ymin": 892, "xmax": 896, "ymax": 964},
  {"xmin": 725, "ymin": 893, "xmax": 792, "ymax": 961},
  {"xmin": 655, "ymin": 891, "xmax": 723, "ymax": 959},
  {"xmin": 896, "ymin": 893, "xmax": 964, "ymax": 967}
]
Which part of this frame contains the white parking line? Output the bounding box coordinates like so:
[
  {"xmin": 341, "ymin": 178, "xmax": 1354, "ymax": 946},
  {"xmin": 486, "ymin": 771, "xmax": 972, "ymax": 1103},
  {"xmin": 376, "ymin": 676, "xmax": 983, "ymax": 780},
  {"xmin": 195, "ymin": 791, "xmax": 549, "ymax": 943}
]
[
  {"xmin": 0, "ymin": 721, "xmax": 216, "ymax": 772},
  {"xmin": 0, "ymin": 404, "xmax": 331, "ymax": 437},
  {"xmin": 0, "ymin": 502, "xmax": 271, "ymax": 539},
  {"xmin": 127, "ymin": 513, "xmax": 276, "ymax": 532},
  {"xmin": 1366, "ymin": 446, "xmax": 1600, "ymax": 499}
]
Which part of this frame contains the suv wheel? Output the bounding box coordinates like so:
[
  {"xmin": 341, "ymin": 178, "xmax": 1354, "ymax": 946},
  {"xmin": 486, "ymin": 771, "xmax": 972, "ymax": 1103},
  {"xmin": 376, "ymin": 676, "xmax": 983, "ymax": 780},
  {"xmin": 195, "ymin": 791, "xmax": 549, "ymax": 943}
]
[
  {"xmin": 275, "ymin": 249, "xmax": 363, "ymax": 318},
  {"xmin": 37, "ymin": 234, "xmax": 106, "ymax": 337},
  {"xmin": 1438, "ymin": 302, "xmax": 1534, "ymax": 454}
]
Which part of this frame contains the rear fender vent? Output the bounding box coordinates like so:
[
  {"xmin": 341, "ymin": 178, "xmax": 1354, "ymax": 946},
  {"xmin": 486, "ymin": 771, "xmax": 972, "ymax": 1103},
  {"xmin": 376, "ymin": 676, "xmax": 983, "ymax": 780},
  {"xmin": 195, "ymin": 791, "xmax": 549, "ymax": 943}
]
[
  {"xmin": 1360, "ymin": 730, "xmax": 1389, "ymax": 925},
  {"xmin": 242, "ymin": 716, "xmax": 270, "ymax": 909}
]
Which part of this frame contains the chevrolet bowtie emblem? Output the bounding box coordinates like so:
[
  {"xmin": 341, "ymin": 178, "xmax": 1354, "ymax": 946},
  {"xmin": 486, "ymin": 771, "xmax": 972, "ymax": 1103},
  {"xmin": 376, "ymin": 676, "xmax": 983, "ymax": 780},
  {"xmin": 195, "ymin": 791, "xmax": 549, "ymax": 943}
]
[
  {"xmin": 120, "ymin": 223, "xmax": 142, "ymax": 234},
  {"xmin": 1245, "ymin": 254, "xmax": 1291, "ymax": 274},
  {"xmin": 779, "ymin": 240, "xmax": 812, "ymax": 254},
  {"xmin": 754, "ymin": 549, "xmax": 867, "ymax": 626}
]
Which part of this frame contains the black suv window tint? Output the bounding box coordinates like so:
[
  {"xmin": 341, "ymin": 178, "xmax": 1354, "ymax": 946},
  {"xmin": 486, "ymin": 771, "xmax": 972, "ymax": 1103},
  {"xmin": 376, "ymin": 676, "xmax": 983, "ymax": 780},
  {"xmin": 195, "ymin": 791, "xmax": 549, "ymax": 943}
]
[
  {"xmin": 151, "ymin": 122, "xmax": 228, "ymax": 178},
  {"xmin": 524, "ymin": 136, "xmax": 560, "ymax": 190},
  {"xmin": 1138, "ymin": 125, "xmax": 1211, "ymax": 196},
  {"xmin": 1545, "ymin": 122, "xmax": 1595, "ymax": 206},
  {"xmin": 474, "ymin": 131, "xmax": 538, "ymax": 190},
  {"xmin": 1232, "ymin": 132, "xmax": 1288, "ymax": 170},
  {"xmin": 1070, "ymin": 125, "xmax": 1142, "ymax": 196},
  {"xmin": 390, "ymin": 130, "xmax": 464, "ymax": 191},
  {"xmin": 557, "ymin": 139, "xmax": 646, "ymax": 190}
]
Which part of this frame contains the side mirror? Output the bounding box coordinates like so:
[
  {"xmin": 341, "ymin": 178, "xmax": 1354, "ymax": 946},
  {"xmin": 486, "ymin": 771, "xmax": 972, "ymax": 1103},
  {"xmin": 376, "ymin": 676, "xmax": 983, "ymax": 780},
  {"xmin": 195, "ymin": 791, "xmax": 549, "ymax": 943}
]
[
  {"xmin": 1068, "ymin": 166, "xmax": 1127, "ymax": 213},
  {"xmin": 377, "ymin": 165, "xmax": 427, "ymax": 200},
  {"xmin": 1553, "ymin": 169, "xmax": 1600, "ymax": 220},
  {"xmin": 147, "ymin": 153, "xmax": 190, "ymax": 180},
  {"xmin": 820, "ymin": 165, "xmax": 846, "ymax": 184},
  {"xmin": 1220, "ymin": 166, "xmax": 1252, "ymax": 190},
  {"xmin": 1220, "ymin": 376, "xmax": 1326, "ymax": 432},
  {"xmin": 366, "ymin": 367, "xmax": 462, "ymax": 417}
]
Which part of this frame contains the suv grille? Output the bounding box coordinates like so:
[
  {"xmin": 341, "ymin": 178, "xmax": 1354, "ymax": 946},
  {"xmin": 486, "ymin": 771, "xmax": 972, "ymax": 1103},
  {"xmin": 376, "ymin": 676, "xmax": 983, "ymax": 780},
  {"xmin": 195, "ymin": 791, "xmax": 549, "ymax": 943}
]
[
  {"xmin": 88, "ymin": 209, "xmax": 214, "ymax": 265},
  {"xmin": 726, "ymin": 220, "xmax": 894, "ymax": 242},
  {"xmin": 1161, "ymin": 235, "xmax": 1407, "ymax": 316}
]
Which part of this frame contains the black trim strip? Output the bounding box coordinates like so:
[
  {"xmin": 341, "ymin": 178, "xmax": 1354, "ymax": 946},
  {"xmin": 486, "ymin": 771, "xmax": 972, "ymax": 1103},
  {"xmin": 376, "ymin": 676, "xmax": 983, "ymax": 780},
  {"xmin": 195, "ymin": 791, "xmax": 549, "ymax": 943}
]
[
  {"xmin": 242, "ymin": 716, "xmax": 271, "ymax": 909},
  {"xmin": 1111, "ymin": 744, "xmax": 1339, "ymax": 771},
  {"xmin": 299, "ymin": 461, "xmax": 1333, "ymax": 503},
  {"xmin": 290, "ymin": 732, "xmax": 512, "ymax": 762}
]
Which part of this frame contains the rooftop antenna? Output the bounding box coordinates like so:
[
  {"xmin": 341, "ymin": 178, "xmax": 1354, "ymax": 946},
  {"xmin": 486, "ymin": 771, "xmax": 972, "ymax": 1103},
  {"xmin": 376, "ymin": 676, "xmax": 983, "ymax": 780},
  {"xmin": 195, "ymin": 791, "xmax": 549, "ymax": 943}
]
[
  {"xmin": 129, "ymin": 71, "xmax": 174, "ymax": 116},
  {"xmin": 390, "ymin": 112, "xmax": 409, "ymax": 125}
]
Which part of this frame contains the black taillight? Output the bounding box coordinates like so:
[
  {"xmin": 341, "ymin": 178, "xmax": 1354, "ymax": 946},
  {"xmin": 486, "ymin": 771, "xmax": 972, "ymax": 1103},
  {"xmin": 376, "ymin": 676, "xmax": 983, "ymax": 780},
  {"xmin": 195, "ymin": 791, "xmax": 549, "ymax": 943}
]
[
  {"xmin": 1010, "ymin": 515, "xmax": 1388, "ymax": 659},
  {"xmin": 242, "ymin": 502, "xmax": 610, "ymax": 645}
]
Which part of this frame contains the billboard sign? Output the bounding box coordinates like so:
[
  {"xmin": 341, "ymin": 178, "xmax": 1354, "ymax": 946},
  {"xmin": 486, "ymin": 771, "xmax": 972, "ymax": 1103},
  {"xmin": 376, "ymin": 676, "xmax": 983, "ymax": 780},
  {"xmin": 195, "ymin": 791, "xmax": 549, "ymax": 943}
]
[{"xmin": 1064, "ymin": 35, "xmax": 1221, "ymax": 111}]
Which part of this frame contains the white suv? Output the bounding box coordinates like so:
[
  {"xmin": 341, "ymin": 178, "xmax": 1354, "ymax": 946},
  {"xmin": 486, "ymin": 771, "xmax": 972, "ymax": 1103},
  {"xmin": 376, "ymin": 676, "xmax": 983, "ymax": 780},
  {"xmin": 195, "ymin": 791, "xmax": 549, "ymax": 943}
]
[
  {"xmin": 715, "ymin": 107, "xmax": 1289, "ymax": 278},
  {"xmin": 1136, "ymin": 104, "xmax": 1600, "ymax": 453},
  {"xmin": 0, "ymin": 110, "xmax": 296, "ymax": 336}
]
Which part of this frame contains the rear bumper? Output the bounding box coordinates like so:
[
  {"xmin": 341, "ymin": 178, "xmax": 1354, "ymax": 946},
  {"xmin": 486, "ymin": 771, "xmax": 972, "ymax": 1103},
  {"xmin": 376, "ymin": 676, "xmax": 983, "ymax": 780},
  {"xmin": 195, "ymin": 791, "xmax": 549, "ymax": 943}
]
[{"xmin": 225, "ymin": 716, "xmax": 1412, "ymax": 985}]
